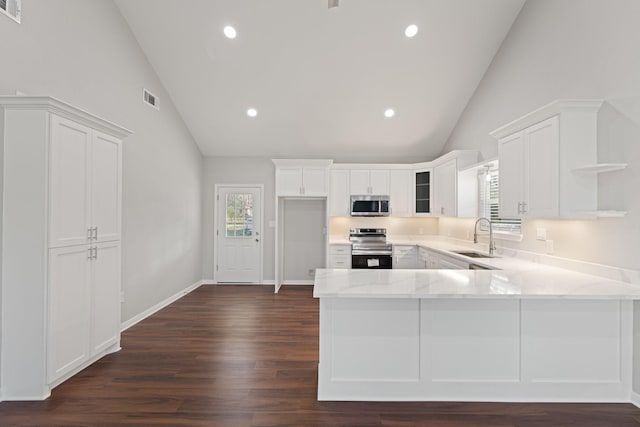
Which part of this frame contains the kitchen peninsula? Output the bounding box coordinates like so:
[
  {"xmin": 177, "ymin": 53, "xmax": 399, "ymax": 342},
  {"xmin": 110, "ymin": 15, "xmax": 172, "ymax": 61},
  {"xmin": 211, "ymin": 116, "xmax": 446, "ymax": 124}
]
[{"xmin": 314, "ymin": 264, "xmax": 640, "ymax": 403}]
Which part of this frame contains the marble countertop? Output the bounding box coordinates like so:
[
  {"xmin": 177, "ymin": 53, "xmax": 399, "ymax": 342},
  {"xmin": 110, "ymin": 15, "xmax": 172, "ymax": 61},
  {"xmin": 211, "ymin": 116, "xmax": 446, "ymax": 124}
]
[{"xmin": 313, "ymin": 268, "xmax": 640, "ymax": 299}]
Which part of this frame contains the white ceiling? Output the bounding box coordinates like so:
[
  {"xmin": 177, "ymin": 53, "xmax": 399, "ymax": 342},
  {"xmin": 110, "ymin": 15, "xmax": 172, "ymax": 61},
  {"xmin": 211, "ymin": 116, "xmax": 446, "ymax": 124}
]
[{"xmin": 116, "ymin": 0, "xmax": 525, "ymax": 163}]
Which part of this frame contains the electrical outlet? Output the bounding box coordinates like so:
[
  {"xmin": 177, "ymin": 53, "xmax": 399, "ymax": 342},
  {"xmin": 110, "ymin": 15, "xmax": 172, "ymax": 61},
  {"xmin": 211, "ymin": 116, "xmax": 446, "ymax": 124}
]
[
  {"xmin": 546, "ymin": 240, "xmax": 554, "ymax": 254},
  {"xmin": 536, "ymin": 227, "xmax": 547, "ymax": 241},
  {"xmin": 308, "ymin": 269, "xmax": 315, "ymax": 277}
]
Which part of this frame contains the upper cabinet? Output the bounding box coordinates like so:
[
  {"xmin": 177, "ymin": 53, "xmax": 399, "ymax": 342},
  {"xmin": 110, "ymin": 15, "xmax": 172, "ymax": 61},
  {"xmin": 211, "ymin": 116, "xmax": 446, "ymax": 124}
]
[
  {"xmin": 329, "ymin": 169, "xmax": 350, "ymax": 216},
  {"xmin": 490, "ymin": 100, "xmax": 605, "ymax": 219},
  {"xmin": 349, "ymin": 169, "xmax": 389, "ymax": 195},
  {"xmin": 389, "ymin": 168, "xmax": 412, "ymax": 217},
  {"xmin": 430, "ymin": 151, "xmax": 480, "ymax": 217},
  {"xmin": 49, "ymin": 116, "xmax": 122, "ymax": 248},
  {"xmin": 413, "ymin": 168, "xmax": 432, "ymax": 216},
  {"xmin": 273, "ymin": 159, "xmax": 333, "ymax": 197}
]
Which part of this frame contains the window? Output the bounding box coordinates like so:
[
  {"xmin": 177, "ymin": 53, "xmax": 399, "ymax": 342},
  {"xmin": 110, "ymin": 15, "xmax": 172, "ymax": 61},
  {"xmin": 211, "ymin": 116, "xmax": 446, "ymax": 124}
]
[
  {"xmin": 1, "ymin": 0, "xmax": 21, "ymax": 23},
  {"xmin": 478, "ymin": 166, "xmax": 521, "ymax": 234},
  {"xmin": 226, "ymin": 193, "xmax": 254, "ymax": 237}
]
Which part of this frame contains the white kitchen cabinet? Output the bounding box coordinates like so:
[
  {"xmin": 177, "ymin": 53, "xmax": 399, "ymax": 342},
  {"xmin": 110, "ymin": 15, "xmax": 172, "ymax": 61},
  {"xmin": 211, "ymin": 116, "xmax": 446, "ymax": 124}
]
[
  {"xmin": 491, "ymin": 100, "xmax": 604, "ymax": 219},
  {"xmin": 431, "ymin": 151, "xmax": 479, "ymax": 217},
  {"xmin": 433, "ymin": 159, "xmax": 457, "ymax": 216},
  {"xmin": 414, "ymin": 169, "xmax": 432, "ymax": 216},
  {"xmin": 389, "ymin": 169, "xmax": 412, "ymax": 217},
  {"xmin": 497, "ymin": 116, "xmax": 559, "ymax": 218},
  {"xmin": 47, "ymin": 241, "xmax": 121, "ymax": 383},
  {"xmin": 49, "ymin": 117, "xmax": 122, "ymax": 247},
  {"xmin": 273, "ymin": 159, "xmax": 333, "ymax": 197},
  {"xmin": 349, "ymin": 169, "xmax": 389, "ymax": 195},
  {"xmin": 329, "ymin": 169, "xmax": 350, "ymax": 216},
  {"xmin": 393, "ymin": 245, "xmax": 417, "ymax": 269},
  {"xmin": 328, "ymin": 244, "xmax": 352, "ymax": 268},
  {"xmin": 0, "ymin": 96, "xmax": 130, "ymax": 400},
  {"xmin": 417, "ymin": 247, "xmax": 430, "ymax": 269}
]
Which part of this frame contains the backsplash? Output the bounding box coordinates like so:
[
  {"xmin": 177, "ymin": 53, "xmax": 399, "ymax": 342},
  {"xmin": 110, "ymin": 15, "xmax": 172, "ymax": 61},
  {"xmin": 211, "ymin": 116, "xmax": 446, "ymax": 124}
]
[
  {"xmin": 329, "ymin": 216, "xmax": 438, "ymax": 240},
  {"xmin": 438, "ymin": 216, "xmax": 639, "ymax": 272}
]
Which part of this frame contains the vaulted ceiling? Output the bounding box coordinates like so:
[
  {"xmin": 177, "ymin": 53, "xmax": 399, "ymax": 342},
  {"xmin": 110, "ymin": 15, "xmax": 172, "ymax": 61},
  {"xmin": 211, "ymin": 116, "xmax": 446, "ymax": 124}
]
[{"xmin": 116, "ymin": 0, "xmax": 525, "ymax": 162}]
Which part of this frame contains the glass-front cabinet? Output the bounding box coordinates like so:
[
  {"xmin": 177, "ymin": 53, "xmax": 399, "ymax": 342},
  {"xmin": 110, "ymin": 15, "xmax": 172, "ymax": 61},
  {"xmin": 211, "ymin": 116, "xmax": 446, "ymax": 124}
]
[{"xmin": 414, "ymin": 169, "xmax": 431, "ymax": 215}]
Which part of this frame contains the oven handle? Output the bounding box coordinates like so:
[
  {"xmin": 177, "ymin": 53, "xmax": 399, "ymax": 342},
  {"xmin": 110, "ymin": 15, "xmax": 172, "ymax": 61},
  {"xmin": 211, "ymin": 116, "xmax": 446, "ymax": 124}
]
[{"xmin": 351, "ymin": 250, "xmax": 393, "ymax": 256}]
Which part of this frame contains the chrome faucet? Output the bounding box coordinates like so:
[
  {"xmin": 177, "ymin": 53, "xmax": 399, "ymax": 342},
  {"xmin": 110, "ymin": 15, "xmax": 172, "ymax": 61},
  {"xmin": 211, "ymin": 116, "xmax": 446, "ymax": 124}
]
[{"xmin": 474, "ymin": 217, "xmax": 496, "ymax": 255}]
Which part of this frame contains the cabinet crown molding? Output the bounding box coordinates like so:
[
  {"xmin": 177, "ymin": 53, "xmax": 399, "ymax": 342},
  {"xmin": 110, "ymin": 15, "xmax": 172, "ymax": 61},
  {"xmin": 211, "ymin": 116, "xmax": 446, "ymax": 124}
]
[
  {"xmin": 0, "ymin": 96, "xmax": 133, "ymax": 139},
  {"xmin": 272, "ymin": 158, "xmax": 333, "ymax": 167},
  {"xmin": 489, "ymin": 99, "xmax": 604, "ymax": 139}
]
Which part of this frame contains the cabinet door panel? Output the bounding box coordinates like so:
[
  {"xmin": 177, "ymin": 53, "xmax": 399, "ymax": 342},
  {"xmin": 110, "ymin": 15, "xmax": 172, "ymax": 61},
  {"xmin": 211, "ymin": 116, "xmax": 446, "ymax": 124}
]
[
  {"xmin": 91, "ymin": 242, "xmax": 121, "ymax": 354},
  {"xmin": 91, "ymin": 131, "xmax": 122, "ymax": 242},
  {"xmin": 48, "ymin": 245, "xmax": 91, "ymax": 382},
  {"xmin": 369, "ymin": 170, "xmax": 389, "ymax": 194},
  {"xmin": 49, "ymin": 116, "xmax": 91, "ymax": 247},
  {"xmin": 525, "ymin": 116, "xmax": 559, "ymax": 217},
  {"xmin": 433, "ymin": 160, "xmax": 457, "ymax": 216},
  {"xmin": 276, "ymin": 167, "xmax": 303, "ymax": 196},
  {"xmin": 329, "ymin": 170, "xmax": 350, "ymax": 216},
  {"xmin": 498, "ymin": 132, "xmax": 525, "ymax": 218},
  {"xmin": 350, "ymin": 170, "xmax": 370, "ymax": 194},
  {"xmin": 389, "ymin": 169, "xmax": 411, "ymax": 216},
  {"xmin": 302, "ymin": 167, "xmax": 328, "ymax": 196}
]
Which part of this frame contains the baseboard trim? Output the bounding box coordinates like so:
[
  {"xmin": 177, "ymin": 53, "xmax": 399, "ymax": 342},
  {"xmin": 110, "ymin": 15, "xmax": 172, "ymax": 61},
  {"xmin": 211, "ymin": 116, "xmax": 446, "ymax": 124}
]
[
  {"xmin": 202, "ymin": 279, "xmax": 276, "ymax": 285},
  {"xmin": 631, "ymin": 391, "xmax": 640, "ymax": 408},
  {"xmin": 120, "ymin": 280, "xmax": 203, "ymax": 332},
  {"xmin": 282, "ymin": 280, "xmax": 314, "ymax": 285}
]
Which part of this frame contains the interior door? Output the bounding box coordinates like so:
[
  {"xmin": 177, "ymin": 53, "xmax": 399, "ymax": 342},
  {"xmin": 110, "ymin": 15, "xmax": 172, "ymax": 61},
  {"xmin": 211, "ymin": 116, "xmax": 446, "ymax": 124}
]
[{"xmin": 216, "ymin": 186, "xmax": 262, "ymax": 283}]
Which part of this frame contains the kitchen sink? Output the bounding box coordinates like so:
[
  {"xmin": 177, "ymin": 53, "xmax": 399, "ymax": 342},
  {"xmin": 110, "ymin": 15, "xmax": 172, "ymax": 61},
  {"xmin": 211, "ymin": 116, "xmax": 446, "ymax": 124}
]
[{"xmin": 453, "ymin": 251, "xmax": 495, "ymax": 258}]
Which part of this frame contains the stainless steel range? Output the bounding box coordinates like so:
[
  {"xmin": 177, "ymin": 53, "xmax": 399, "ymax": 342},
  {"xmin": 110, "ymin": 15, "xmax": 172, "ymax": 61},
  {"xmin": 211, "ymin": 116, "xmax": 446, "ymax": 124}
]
[{"xmin": 349, "ymin": 228, "xmax": 393, "ymax": 269}]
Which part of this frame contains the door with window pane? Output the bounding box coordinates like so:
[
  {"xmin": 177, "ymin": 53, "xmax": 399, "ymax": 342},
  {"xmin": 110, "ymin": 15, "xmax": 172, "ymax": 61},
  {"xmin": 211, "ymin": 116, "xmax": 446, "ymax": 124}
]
[{"xmin": 216, "ymin": 186, "xmax": 262, "ymax": 283}]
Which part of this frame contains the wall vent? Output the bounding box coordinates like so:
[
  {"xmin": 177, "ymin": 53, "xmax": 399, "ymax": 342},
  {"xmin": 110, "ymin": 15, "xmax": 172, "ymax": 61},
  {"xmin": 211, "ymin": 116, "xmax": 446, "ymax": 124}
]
[
  {"xmin": 143, "ymin": 88, "xmax": 160, "ymax": 110},
  {"xmin": 1, "ymin": 0, "xmax": 22, "ymax": 23}
]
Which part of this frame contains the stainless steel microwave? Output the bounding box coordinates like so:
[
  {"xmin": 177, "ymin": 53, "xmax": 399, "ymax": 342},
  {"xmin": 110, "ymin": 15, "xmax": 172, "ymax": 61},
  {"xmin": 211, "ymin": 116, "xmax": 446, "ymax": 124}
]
[{"xmin": 350, "ymin": 195, "xmax": 390, "ymax": 217}]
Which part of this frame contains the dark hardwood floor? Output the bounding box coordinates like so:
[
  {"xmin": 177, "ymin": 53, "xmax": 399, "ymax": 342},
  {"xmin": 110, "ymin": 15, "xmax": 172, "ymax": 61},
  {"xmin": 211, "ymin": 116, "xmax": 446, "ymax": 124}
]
[{"xmin": 1, "ymin": 285, "xmax": 640, "ymax": 426}]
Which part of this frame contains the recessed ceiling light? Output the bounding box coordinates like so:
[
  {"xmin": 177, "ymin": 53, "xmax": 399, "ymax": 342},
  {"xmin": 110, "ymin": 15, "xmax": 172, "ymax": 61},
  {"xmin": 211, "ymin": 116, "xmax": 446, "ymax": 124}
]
[
  {"xmin": 247, "ymin": 108, "xmax": 258, "ymax": 117},
  {"xmin": 223, "ymin": 25, "xmax": 237, "ymax": 39},
  {"xmin": 405, "ymin": 24, "xmax": 418, "ymax": 38},
  {"xmin": 384, "ymin": 109, "xmax": 395, "ymax": 118}
]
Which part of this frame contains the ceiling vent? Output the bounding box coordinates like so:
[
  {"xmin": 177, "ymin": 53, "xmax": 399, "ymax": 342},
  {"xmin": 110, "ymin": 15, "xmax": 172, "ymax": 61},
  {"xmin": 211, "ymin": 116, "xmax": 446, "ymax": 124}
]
[
  {"xmin": 143, "ymin": 88, "xmax": 159, "ymax": 110},
  {"xmin": 1, "ymin": 0, "xmax": 21, "ymax": 23}
]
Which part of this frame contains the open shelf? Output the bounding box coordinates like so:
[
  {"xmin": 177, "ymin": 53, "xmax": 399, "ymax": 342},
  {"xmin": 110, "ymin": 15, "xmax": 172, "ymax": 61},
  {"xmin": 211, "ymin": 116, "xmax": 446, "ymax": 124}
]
[{"xmin": 571, "ymin": 163, "xmax": 627, "ymax": 174}]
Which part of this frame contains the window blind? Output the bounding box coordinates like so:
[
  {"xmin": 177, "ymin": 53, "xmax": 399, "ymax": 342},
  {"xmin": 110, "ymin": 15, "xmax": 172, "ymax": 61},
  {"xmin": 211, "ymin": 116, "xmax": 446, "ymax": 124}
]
[{"xmin": 478, "ymin": 168, "xmax": 521, "ymax": 234}]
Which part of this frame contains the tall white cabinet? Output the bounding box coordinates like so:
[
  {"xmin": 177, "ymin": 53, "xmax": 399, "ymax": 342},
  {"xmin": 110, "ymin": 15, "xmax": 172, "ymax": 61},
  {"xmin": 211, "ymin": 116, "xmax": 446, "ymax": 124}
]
[{"xmin": 0, "ymin": 97, "xmax": 130, "ymax": 400}]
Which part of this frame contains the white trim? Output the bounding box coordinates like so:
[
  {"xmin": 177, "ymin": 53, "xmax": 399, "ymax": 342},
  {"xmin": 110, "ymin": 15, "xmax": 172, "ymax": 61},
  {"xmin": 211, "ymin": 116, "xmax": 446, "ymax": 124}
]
[
  {"xmin": 0, "ymin": 96, "xmax": 132, "ymax": 138},
  {"xmin": 213, "ymin": 184, "xmax": 264, "ymax": 284},
  {"xmin": 120, "ymin": 280, "xmax": 203, "ymax": 332},
  {"xmin": 282, "ymin": 280, "xmax": 314, "ymax": 285},
  {"xmin": 489, "ymin": 99, "xmax": 603, "ymax": 139},
  {"xmin": 631, "ymin": 391, "xmax": 640, "ymax": 408},
  {"xmin": 201, "ymin": 279, "xmax": 275, "ymax": 285}
]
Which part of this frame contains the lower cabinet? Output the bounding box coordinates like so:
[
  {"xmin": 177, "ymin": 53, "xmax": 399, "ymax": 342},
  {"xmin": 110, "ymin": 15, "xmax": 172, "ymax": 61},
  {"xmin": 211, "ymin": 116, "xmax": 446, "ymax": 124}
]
[
  {"xmin": 328, "ymin": 244, "xmax": 352, "ymax": 268},
  {"xmin": 417, "ymin": 247, "xmax": 430, "ymax": 269},
  {"xmin": 48, "ymin": 242, "xmax": 121, "ymax": 383},
  {"xmin": 393, "ymin": 245, "xmax": 417, "ymax": 269}
]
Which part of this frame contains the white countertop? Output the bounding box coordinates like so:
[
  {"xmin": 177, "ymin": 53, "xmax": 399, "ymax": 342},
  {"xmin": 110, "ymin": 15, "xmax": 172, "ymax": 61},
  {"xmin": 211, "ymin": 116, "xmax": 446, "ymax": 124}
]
[{"xmin": 313, "ymin": 268, "xmax": 640, "ymax": 299}]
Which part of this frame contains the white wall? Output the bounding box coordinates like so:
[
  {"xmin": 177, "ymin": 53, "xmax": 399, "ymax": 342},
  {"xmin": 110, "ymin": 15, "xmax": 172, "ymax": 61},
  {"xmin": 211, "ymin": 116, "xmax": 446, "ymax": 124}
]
[
  {"xmin": 440, "ymin": 0, "xmax": 640, "ymax": 271},
  {"xmin": 0, "ymin": 0, "xmax": 203, "ymax": 322},
  {"xmin": 203, "ymin": 157, "xmax": 276, "ymax": 281},
  {"xmin": 283, "ymin": 199, "xmax": 326, "ymax": 282}
]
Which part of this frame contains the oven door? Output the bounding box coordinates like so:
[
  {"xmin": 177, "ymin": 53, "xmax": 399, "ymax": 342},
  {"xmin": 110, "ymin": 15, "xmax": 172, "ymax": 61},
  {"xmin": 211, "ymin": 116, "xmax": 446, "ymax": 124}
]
[{"xmin": 351, "ymin": 254, "xmax": 393, "ymax": 269}]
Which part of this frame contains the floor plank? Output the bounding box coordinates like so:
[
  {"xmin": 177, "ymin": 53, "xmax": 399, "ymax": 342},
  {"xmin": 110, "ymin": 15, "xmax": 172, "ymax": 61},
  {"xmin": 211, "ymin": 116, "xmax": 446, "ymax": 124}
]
[{"xmin": 1, "ymin": 284, "xmax": 639, "ymax": 426}]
